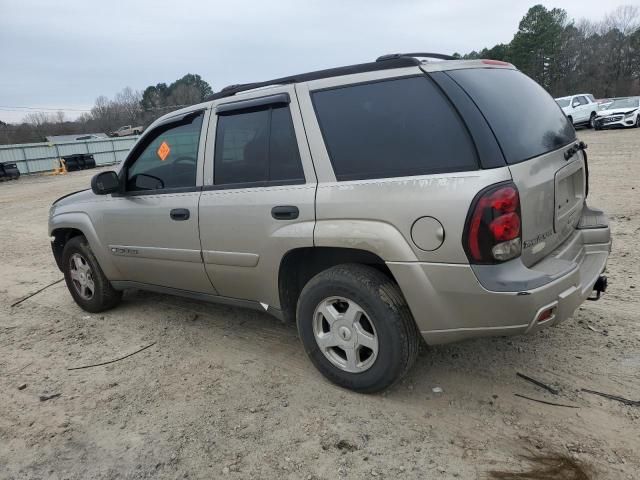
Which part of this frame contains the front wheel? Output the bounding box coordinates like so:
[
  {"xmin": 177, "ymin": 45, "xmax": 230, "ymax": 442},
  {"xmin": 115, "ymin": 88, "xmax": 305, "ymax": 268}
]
[
  {"xmin": 62, "ymin": 236, "xmax": 122, "ymax": 312},
  {"xmin": 296, "ymin": 264, "xmax": 421, "ymax": 393},
  {"xmin": 589, "ymin": 112, "xmax": 597, "ymax": 129}
]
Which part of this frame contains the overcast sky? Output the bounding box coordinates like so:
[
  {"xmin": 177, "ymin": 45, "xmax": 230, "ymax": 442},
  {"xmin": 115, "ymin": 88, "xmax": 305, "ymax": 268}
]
[{"xmin": 0, "ymin": 0, "xmax": 633, "ymax": 123}]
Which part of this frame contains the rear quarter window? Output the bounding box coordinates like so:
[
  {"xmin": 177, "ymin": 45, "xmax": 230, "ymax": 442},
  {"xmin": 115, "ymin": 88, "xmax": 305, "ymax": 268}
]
[
  {"xmin": 447, "ymin": 68, "xmax": 575, "ymax": 164},
  {"xmin": 311, "ymin": 76, "xmax": 478, "ymax": 181}
]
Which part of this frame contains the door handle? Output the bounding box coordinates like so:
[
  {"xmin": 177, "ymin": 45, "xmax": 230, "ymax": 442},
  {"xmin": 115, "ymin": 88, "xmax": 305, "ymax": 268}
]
[
  {"xmin": 271, "ymin": 205, "xmax": 299, "ymax": 220},
  {"xmin": 170, "ymin": 208, "xmax": 190, "ymax": 221}
]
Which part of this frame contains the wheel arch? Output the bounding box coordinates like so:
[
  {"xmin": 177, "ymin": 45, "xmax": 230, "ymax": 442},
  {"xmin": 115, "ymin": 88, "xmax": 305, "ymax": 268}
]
[
  {"xmin": 51, "ymin": 227, "xmax": 84, "ymax": 270},
  {"xmin": 277, "ymin": 246, "xmax": 400, "ymax": 323},
  {"xmin": 49, "ymin": 212, "xmax": 120, "ymax": 278}
]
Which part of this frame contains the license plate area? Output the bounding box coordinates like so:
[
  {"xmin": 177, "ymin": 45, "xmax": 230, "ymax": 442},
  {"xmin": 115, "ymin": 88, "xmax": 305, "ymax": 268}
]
[{"xmin": 555, "ymin": 158, "xmax": 585, "ymax": 236}]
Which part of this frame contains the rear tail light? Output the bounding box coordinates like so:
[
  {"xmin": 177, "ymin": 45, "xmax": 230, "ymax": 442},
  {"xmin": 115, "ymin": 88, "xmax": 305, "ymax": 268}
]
[{"xmin": 464, "ymin": 182, "xmax": 522, "ymax": 264}]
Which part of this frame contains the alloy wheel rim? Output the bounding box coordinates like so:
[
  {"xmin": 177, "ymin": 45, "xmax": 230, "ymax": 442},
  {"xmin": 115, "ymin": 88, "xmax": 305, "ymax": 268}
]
[
  {"xmin": 69, "ymin": 253, "xmax": 95, "ymax": 300},
  {"xmin": 312, "ymin": 296, "xmax": 378, "ymax": 373}
]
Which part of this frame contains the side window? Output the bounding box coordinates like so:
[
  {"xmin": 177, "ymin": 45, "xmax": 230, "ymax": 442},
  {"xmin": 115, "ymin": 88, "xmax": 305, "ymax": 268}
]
[
  {"xmin": 214, "ymin": 105, "xmax": 304, "ymax": 186},
  {"xmin": 126, "ymin": 113, "xmax": 203, "ymax": 191},
  {"xmin": 577, "ymin": 96, "xmax": 588, "ymax": 106},
  {"xmin": 311, "ymin": 76, "xmax": 478, "ymax": 181}
]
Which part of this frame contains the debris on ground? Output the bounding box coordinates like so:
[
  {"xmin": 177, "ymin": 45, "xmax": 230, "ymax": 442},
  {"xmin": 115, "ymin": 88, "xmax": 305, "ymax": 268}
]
[
  {"xmin": 581, "ymin": 389, "xmax": 640, "ymax": 407},
  {"xmin": 39, "ymin": 393, "xmax": 61, "ymax": 402},
  {"xmin": 517, "ymin": 372, "xmax": 560, "ymax": 395}
]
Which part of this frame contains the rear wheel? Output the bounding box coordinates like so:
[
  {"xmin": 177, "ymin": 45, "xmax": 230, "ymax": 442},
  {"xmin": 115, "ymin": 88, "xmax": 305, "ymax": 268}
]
[
  {"xmin": 62, "ymin": 236, "xmax": 122, "ymax": 312},
  {"xmin": 296, "ymin": 264, "xmax": 421, "ymax": 393},
  {"xmin": 636, "ymin": 115, "xmax": 640, "ymax": 128}
]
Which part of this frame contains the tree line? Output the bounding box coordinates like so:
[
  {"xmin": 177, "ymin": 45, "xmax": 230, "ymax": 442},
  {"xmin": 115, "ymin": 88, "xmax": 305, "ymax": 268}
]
[
  {"xmin": 456, "ymin": 4, "xmax": 640, "ymax": 98},
  {"xmin": 1, "ymin": 4, "xmax": 639, "ymax": 146}
]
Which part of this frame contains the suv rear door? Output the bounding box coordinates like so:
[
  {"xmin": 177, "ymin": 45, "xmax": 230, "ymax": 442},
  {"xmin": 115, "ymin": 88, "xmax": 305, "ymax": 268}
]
[
  {"xmin": 446, "ymin": 67, "xmax": 585, "ymax": 266},
  {"xmin": 574, "ymin": 96, "xmax": 590, "ymax": 123},
  {"xmin": 198, "ymin": 86, "xmax": 316, "ymax": 309}
]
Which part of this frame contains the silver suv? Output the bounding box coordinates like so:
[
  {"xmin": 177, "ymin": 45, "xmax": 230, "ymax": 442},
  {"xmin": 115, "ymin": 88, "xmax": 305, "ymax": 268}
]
[{"xmin": 49, "ymin": 53, "xmax": 611, "ymax": 392}]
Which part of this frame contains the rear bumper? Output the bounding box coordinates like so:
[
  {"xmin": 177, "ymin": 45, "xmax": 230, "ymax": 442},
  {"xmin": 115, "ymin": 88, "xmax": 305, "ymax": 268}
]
[{"xmin": 388, "ymin": 210, "xmax": 611, "ymax": 345}]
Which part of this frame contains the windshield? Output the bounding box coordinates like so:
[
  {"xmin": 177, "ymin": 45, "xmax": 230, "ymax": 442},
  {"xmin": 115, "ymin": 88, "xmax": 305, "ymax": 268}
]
[
  {"xmin": 556, "ymin": 99, "xmax": 570, "ymax": 108},
  {"xmin": 607, "ymin": 98, "xmax": 639, "ymax": 110}
]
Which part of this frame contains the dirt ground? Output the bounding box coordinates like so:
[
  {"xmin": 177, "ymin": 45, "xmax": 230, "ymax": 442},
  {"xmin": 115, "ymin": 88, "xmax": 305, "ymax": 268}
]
[{"xmin": 1, "ymin": 128, "xmax": 639, "ymax": 480}]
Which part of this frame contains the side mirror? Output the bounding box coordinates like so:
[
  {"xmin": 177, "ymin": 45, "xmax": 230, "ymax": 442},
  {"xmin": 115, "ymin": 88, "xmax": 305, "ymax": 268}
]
[{"xmin": 91, "ymin": 171, "xmax": 120, "ymax": 195}]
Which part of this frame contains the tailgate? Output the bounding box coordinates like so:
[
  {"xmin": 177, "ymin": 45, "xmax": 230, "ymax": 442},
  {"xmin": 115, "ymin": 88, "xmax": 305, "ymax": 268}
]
[
  {"xmin": 442, "ymin": 68, "xmax": 585, "ymax": 268},
  {"xmin": 509, "ymin": 148, "xmax": 586, "ymax": 267}
]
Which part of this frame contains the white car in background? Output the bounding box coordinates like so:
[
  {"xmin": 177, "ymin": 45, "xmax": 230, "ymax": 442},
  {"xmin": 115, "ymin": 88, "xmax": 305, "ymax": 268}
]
[
  {"xmin": 594, "ymin": 97, "xmax": 640, "ymax": 130},
  {"xmin": 555, "ymin": 94, "xmax": 598, "ymax": 128}
]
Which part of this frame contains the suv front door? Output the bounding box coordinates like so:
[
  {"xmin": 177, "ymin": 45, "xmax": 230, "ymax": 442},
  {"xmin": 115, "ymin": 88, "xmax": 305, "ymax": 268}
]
[
  {"xmin": 198, "ymin": 87, "xmax": 316, "ymax": 311},
  {"xmin": 99, "ymin": 110, "xmax": 216, "ymax": 294}
]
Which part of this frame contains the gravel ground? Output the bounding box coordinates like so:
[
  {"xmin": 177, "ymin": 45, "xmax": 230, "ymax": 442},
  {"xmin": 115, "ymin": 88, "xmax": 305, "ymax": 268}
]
[{"xmin": 1, "ymin": 128, "xmax": 639, "ymax": 479}]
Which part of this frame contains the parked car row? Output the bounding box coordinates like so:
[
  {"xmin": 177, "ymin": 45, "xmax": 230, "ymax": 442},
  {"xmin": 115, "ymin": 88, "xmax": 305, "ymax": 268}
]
[{"xmin": 555, "ymin": 93, "xmax": 640, "ymax": 130}]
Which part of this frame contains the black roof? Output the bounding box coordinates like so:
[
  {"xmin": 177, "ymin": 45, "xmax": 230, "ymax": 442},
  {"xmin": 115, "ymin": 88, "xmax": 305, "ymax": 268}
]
[{"xmin": 207, "ymin": 53, "xmax": 455, "ymax": 101}]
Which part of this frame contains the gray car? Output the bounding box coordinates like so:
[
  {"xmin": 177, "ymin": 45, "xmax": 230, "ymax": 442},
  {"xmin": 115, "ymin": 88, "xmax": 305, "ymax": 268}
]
[{"xmin": 49, "ymin": 53, "xmax": 611, "ymax": 392}]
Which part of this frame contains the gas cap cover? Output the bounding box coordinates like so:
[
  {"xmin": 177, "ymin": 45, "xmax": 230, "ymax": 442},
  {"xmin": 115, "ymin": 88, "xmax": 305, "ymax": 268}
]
[{"xmin": 411, "ymin": 216, "xmax": 445, "ymax": 251}]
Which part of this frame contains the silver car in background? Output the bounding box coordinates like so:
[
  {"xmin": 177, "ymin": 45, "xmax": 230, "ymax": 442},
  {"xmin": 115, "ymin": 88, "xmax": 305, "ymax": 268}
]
[{"xmin": 595, "ymin": 97, "xmax": 640, "ymax": 129}]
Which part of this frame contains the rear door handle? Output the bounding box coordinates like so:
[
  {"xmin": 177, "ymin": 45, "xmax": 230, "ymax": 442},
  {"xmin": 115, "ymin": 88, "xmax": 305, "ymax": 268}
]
[
  {"xmin": 271, "ymin": 205, "xmax": 299, "ymax": 220},
  {"xmin": 170, "ymin": 208, "xmax": 190, "ymax": 221}
]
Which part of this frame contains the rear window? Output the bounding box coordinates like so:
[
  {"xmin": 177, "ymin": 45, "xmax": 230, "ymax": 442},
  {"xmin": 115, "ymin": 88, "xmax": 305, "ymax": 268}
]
[
  {"xmin": 311, "ymin": 76, "xmax": 478, "ymax": 181},
  {"xmin": 448, "ymin": 69, "xmax": 575, "ymax": 164}
]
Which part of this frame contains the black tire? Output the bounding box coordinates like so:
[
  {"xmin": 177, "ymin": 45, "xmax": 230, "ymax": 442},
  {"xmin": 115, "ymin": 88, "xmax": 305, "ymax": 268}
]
[
  {"xmin": 636, "ymin": 116, "xmax": 640, "ymax": 128},
  {"xmin": 567, "ymin": 115, "xmax": 573, "ymax": 126},
  {"xmin": 296, "ymin": 264, "xmax": 421, "ymax": 393},
  {"xmin": 62, "ymin": 236, "xmax": 122, "ymax": 312},
  {"xmin": 588, "ymin": 112, "xmax": 596, "ymax": 129}
]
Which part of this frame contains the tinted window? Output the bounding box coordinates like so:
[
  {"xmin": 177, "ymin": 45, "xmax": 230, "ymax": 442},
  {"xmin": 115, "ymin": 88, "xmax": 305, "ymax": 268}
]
[
  {"xmin": 312, "ymin": 76, "xmax": 478, "ymax": 181},
  {"xmin": 214, "ymin": 105, "xmax": 304, "ymax": 186},
  {"xmin": 126, "ymin": 113, "xmax": 203, "ymax": 191},
  {"xmin": 556, "ymin": 99, "xmax": 570, "ymax": 108},
  {"xmin": 448, "ymin": 69, "xmax": 575, "ymax": 164}
]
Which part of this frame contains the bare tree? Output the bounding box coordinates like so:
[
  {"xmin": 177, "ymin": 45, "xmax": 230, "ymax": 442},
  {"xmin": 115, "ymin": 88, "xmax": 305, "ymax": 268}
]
[{"xmin": 603, "ymin": 5, "xmax": 639, "ymax": 35}]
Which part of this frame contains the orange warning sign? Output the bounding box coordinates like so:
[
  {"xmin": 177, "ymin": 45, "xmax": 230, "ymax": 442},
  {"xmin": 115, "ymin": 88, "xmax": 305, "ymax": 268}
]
[{"xmin": 157, "ymin": 141, "xmax": 171, "ymax": 161}]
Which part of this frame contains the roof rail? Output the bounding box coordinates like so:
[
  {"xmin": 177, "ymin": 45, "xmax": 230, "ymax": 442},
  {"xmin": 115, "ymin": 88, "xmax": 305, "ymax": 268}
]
[
  {"xmin": 207, "ymin": 56, "xmax": 421, "ymax": 101},
  {"xmin": 376, "ymin": 52, "xmax": 456, "ymax": 62}
]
